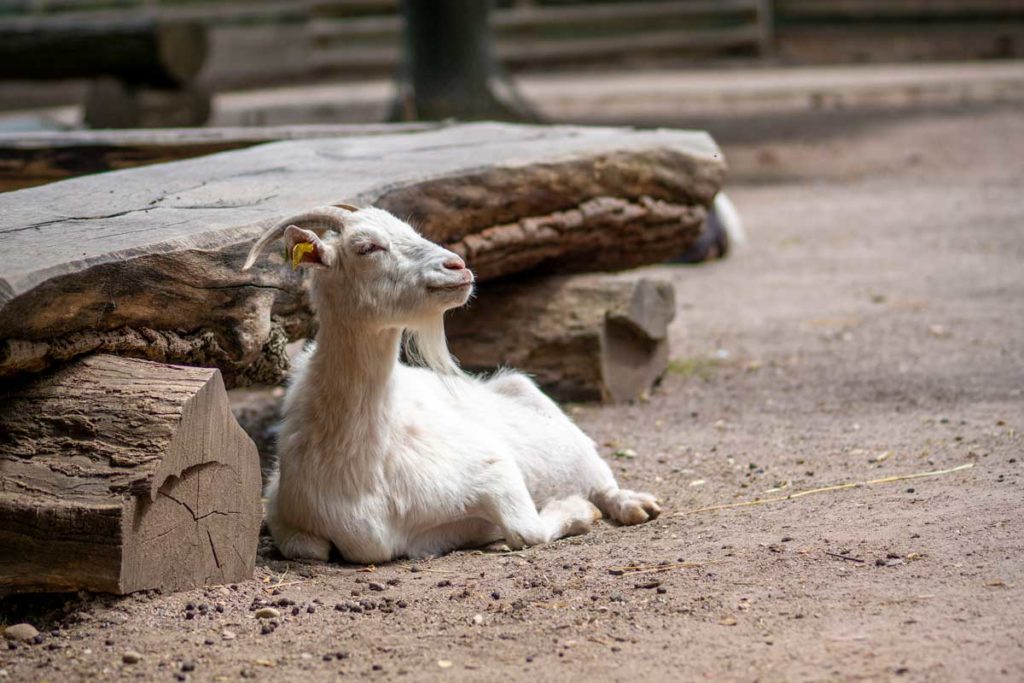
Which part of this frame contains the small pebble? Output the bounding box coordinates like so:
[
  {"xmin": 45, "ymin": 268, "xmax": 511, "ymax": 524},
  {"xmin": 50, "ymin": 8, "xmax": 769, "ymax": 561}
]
[
  {"xmin": 122, "ymin": 650, "xmax": 142, "ymax": 664},
  {"xmin": 307, "ymin": 605, "xmax": 316, "ymax": 614},
  {"xmin": 436, "ymin": 580, "xmax": 451, "ymax": 588},
  {"xmin": 254, "ymin": 607, "xmax": 281, "ymax": 619},
  {"xmin": 3, "ymin": 624, "xmax": 39, "ymax": 643},
  {"xmin": 368, "ymin": 582, "xmax": 386, "ymax": 592}
]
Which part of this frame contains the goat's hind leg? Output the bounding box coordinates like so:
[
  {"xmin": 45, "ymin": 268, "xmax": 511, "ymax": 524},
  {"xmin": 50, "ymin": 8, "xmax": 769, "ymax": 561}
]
[{"xmin": 477, "ymin": 467, "xmax": 599, "ymax": 549}]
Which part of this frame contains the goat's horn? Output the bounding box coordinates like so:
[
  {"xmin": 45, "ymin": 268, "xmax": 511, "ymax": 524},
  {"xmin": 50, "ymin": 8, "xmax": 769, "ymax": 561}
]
[{"xmin": 242, "ymin": 206, "xmax": 352, "ymax": 271}]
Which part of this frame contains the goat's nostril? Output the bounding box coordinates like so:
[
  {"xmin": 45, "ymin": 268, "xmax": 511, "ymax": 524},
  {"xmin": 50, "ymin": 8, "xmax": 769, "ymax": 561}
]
[{"xmin": 443, "ymin": 257, "xmax": 466, "ymax": 271}]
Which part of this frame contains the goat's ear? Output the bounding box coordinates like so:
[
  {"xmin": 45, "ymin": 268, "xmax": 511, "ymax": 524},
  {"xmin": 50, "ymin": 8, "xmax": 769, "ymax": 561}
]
[{"xmin": 285, "ymin": 225, "xmax": 334, "ymax": 269}]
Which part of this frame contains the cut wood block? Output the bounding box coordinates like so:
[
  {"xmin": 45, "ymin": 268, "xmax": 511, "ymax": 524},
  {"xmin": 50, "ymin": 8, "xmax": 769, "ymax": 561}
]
[
  {"xmin": 0, "ymin": 355, "xmax": 262, "ymax": 596},
  {"xmin": 446, "ymin": 274, "xmax": 676, "ymax": 403},
  {"xmin": 0, "ymin": 122, "xmax": 724, "ymax": 386}
]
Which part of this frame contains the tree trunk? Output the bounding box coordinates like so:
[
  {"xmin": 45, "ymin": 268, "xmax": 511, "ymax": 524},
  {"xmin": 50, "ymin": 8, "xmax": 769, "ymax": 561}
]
[
  {"xmin": 0, "ymin": 355, "xmax": 262, "ymax": 596},
  {"xmin": 391, "ymin": 0, "xmax": 536, "ymax": 121},
  {"xmin": 446, "ymin": 274, "xmax": 676, "ymax": 403}
]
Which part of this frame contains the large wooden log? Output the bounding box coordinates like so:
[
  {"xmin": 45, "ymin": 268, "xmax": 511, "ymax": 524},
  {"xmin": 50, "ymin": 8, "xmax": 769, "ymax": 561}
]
[
  {"xmin": 447, "ymin": 274, "xmax": 676, "ymax": 403},
  {"xmin": 0, "ymin": 124, "xmax": 440, "ymax": 192},
  {"xmin": 0, "ymin": 355, "xmax": 262, "ymax": 596},
  {"xmin": 0, "ymin": 19, "xmax": 207, "ymax": 87},
  {"xmin": 0, "ymin": 123, "xmax": 724, "ymax": 386}
]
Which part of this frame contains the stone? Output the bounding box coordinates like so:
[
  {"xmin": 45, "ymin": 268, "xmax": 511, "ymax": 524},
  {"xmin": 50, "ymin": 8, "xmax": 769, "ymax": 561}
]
[
  {"xmin": 254, "ymin": 608, "xmax": 281, "ymax": 619},
  {"xmin": 3, "ymin": 624, "xmax": 38, "ymax": 642}
]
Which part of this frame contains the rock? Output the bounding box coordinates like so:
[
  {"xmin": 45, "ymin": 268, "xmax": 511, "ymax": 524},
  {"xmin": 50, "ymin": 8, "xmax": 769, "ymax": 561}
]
[
  {"xmin": 367, "ymin": 582, "xmax": 386, "ymax": 592},
  {"xmin": 254, "ymin": 607, "xmax": 280, "ymax": 619},
  {"xmin": 3, "ymin": 624, "xmax": 38, "ymax": 642},
  {"xmin": 122, "ymin": 650, "xmax": 142, "ymax": 664},
  {"xmin": 221, "ymin": 630, "xmax": 237, "ymax": 641}
]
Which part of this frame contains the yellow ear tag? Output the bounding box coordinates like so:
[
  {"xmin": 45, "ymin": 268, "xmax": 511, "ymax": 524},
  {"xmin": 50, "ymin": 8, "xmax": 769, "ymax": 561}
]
[{"xmin": 290, "ymin": 242, "xmax": 316, "ymax": 270}]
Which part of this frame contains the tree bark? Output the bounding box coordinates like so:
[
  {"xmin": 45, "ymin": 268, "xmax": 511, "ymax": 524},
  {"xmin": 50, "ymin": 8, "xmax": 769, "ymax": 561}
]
[
  {"xmin": 0, "ymin": 123, "xmax": 724, "ymax": 386},
  {"xmin": 391, "ymin": 0, "xmax": 536, "ymax": 121},
  {"xmin": 0, "ymin": 355, "xmax": 262, "ymax": 596},
  {"xmin": 446, "ymin": 274, "xmax": 676, "ymax": 403}
]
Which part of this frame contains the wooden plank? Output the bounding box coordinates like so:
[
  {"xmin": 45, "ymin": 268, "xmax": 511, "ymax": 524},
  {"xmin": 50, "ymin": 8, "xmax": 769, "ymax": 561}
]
[
  {"xmin": 776, "ymin": 0, "xmax": 1024, "ymax": 21},
  {"xmin": 0, "ymin": 355, "xmax": 262, "ymax": 596},
  {"xmin": 310, "ymin": 0, "xmax": 760, "ymax": 41},
  {"xmin": 496, "ymin": 25, "xmax": 764, "ymax": 64},
  {"xmin": 0, "ymin": 122, "xmax": 725, "ymax": 386}
]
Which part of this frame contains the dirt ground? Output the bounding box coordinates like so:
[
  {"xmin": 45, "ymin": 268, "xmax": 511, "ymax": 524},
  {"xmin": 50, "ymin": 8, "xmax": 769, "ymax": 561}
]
[{"xmin": 2, "ymin": 102, "xmax": 1022, "ymax": 682}]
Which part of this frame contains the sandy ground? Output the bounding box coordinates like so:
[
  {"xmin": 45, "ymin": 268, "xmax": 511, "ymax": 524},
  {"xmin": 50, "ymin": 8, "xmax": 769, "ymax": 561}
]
[{"xmin": 2, "ymin": 102, "xmax": 1022, "ymax": 682}]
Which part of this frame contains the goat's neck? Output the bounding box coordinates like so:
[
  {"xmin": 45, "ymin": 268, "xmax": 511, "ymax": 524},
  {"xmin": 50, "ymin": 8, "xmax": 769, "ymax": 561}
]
[{"xmin": 306, "ymin": 312, "xmax": 401, "ymax": 445}]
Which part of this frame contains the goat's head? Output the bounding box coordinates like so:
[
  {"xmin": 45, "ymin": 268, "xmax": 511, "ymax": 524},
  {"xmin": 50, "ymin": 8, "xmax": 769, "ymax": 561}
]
[{"xmin": 243, "ymin": 205, "xmax": 475, "ymax": 327}]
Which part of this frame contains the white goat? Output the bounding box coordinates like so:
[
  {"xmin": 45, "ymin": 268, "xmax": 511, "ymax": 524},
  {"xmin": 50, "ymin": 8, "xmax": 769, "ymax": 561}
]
[{"xmin": 243, "ymin": 205, "xmax": 660, "ymax": 564}]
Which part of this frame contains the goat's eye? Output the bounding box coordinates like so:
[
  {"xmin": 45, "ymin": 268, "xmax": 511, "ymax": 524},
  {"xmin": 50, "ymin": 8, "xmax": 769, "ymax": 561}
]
[{"xmin": 356, "ymin": 243, "xmax": 386, "ymax": 256}]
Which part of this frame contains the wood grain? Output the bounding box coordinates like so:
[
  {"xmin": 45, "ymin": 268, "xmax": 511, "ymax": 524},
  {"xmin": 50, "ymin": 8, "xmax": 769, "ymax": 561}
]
[{"xmin": 0, "ymin": 355, "xmax": 262, "ymax": 595}]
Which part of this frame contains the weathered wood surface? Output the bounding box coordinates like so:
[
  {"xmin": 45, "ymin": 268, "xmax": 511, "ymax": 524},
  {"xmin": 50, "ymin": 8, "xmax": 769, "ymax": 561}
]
[
  {"xmin": 0, "ymin": 124, "xmax": 440, "ymax": 191},
  {"xmin": 0, "ymin": 355, "xmax": 262, "ymax": 596},
  {"xmin": 0, "ymin": 123, "xmax": 724, "ymax": 386},
  {"xmin": 447, "ymin": 274, "xmax": 676, "ymax": 403}
]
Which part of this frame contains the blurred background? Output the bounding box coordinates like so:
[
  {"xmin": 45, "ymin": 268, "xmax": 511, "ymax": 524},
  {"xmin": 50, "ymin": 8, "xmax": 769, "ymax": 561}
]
[{"xmin": 0, "ymin": 0, "xmax": 1022, "ymax": 133}]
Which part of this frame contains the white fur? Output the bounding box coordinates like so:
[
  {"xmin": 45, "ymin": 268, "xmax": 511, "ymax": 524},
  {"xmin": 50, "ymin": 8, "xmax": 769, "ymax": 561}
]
[{"xmin": 244, "ymin": 205, "xmax": 660, "ymax": 564}]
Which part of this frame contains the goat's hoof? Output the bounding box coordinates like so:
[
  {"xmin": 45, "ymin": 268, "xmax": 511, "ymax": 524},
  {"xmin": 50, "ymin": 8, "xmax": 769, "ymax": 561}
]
[{"xmin": 613, "ymin": 491, "xmax": 661, "ymax": 526}]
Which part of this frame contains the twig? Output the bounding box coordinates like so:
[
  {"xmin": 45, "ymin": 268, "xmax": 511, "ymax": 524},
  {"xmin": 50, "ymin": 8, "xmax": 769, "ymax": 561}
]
[
  {"xmin": 262, "ymin": 580, "xmax": 307, "ymax": 592},
  {"xmin": 824, "ymin": 551, "xmax": 865, "ymax": 563},
  {"xmin": 673, "ymin": 463, "xmax": 974, "ymax": 516},
  {"xmin": 400, "ymin": 565, "xmax": 458, "ymax": 575},
  {"xmin": 608, "ymin": 561, "xmax": 703, "ymax": 575}
]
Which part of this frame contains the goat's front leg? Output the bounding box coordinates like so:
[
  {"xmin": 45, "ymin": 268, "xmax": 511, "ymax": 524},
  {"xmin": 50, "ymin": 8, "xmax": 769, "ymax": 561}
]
[{"xmin": 475, "ymin": 463, "xmax": 599, "ymax": 548}]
